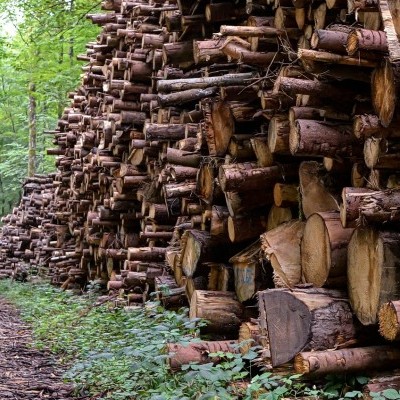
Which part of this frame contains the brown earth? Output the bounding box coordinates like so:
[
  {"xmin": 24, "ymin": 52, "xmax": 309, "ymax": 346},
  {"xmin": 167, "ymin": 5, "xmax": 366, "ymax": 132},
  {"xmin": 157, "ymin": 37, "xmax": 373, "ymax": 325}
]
[{"xmin": 0, "ymin": 297, "xmax": 90, "ymax": 400}]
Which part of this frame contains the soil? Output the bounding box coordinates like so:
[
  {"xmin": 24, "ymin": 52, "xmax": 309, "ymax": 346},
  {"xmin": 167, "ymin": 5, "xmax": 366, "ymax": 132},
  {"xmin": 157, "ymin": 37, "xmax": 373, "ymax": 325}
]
[{"xmin": 0, "ymin": 297, "xmax": 88, "ymax": 400}]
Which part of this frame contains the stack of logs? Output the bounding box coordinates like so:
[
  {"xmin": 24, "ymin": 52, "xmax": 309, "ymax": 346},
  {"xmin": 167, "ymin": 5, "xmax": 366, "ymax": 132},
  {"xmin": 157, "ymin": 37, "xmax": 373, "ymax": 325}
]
[{"xmin": 1, "ymin": 0, "xmax": 400, "ymax": 393}]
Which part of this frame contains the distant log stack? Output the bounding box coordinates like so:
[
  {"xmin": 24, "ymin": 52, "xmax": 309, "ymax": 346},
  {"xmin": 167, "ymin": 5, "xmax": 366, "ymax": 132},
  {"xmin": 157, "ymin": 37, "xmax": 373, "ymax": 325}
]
[{"xmin": 1, "ymin": 0, "xmax": 400, "ymax": 386}]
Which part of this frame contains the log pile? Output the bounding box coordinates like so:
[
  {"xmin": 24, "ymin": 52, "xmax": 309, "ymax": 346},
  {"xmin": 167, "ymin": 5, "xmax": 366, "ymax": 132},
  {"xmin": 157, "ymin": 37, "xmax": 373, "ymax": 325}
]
[{"xmin": 0, "ymin": 0, "xmax": 400, "ymax": 384}]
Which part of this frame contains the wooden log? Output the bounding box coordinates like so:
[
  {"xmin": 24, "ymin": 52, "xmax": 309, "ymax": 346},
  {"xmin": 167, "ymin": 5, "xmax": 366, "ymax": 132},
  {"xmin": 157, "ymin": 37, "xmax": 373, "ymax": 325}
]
[
  {"xmin": 166, "ymin": 148, "xmax": 202, "ymax": 168},
  {"xmin": 201, "ymin": 98, "xmax": 235, "ymax": 157},
  {"xmin": 228, "ymin": 214, "xmax": 267, "ymax": 243},
  {"xmin": 371, "ymin": 59, "xmax": 400, "ymax": 127},
  {"xmin": 290, "ymin": 119, "xmax": 356, "ymax": 157},
  {"xmin": 301, "ymin": 211, "xmax": 354, "ymax": 288},
  {"xmin": 167, "ymin": 340, "xmax": 239, "ymax": 371},
  {"xmin": 157, "ymin": 72, "xmax": 256, "ymax": 93},
  {"xmin": 127, "ymin": 247, "xmax": 167, "ymax": 262},
  {"xmin": 268, "ymin": 115, "xmax": 290, "ymax": 154},
  {"xmin": 193, "ymin": 39, "xmax": 226, "ymax": 64},
  {"xmin": 363, "ymin": 374, "xmax": 400, "ymax": 399},
  {"xmin": 299, "ymin": 161, "xmax": 339, "ymax": 219},
  {"xmin": 348, "ymin": 227, "xmax": 400, "ymax": 325},
  {"xmin": 250, "ymin": 135, "xmax": 274, "ymax": 167},
  {"xmin": 189, "ymin": 290, "xmax": 244, "ymax": 335},
  {"xmin": 259, "ymin": 288, "xmax": 358, "ymax": 366},
  {"xmin": 353, "ymin": 113, "xmax": 400, "ymax": 139},
  {"xmin": 311, "ymin": 29, "xmax": 349, "ymax": 53},
  {"xmin": 261, "ymin": 220, "xmax": 305, "ymax": 288},
  {"xmin": 158, "ymin": 87, "xmax": 218, "ymax": 107},
  {"xmin": 346, "ymin": 28, "xmax": 388, "ymax": 56},
  {"xmin": 218, "ymin": 162, "xmax": 298, "ymax": 193},
  {"xmin": 379, "ymin": 300, "xmax": 400, "ymax": 341},
  {"xmin": 295, "ymin": 346, "xmax": 400, "ymax": 375},
  {"xmin": 224, "ymin": 189, "xmax": 274, "ymax": 217},
  {"xmin": 267, "ymin": 204, "xmax": 293, "ymax": 231},
  {"xmin": 273, "ymin": 183, "xmax": 298, "ymax": 208},
  {"xmin": 340, "ymin": 187, "xmax": 372, "ymax": 227},
  {"xmin": 181, "ymin": 230, "xmax": 214, "ymax": 278}
]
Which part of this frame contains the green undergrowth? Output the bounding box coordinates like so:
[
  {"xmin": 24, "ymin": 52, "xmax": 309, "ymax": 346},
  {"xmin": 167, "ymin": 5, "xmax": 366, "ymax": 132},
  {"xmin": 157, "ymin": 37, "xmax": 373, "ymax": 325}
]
[{"xmin": 0, "ymin": 280, "xmax": 394, "ymax": 400}]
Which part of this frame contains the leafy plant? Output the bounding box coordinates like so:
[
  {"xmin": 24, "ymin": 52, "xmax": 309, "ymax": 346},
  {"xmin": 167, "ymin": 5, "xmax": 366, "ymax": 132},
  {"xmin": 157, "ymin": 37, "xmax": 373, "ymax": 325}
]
[{"xmin": 0, "ymin": 280, "xmax": 379, "ymax": 400}]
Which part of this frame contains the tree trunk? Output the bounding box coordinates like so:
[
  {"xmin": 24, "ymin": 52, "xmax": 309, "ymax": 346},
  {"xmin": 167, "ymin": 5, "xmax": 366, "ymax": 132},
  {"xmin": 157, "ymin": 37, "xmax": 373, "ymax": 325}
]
[{"xmin": 28, "ymin": 83, "xmax": 37, "ymax": 177}]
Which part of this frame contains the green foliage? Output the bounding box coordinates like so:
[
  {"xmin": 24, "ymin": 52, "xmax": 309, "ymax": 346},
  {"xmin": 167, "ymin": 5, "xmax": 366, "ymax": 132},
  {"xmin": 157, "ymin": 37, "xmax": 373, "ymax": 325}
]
[
  {"xmin": 0, "ymin": 1, "xmax": 100, "ymax": 215},
  {"xmin": 0, "ymin": 280, "xmax": 381, "ymax": 400},
  {"xmin": 370, "ymin": 389, "xmax": 400, "ymax": 399}
]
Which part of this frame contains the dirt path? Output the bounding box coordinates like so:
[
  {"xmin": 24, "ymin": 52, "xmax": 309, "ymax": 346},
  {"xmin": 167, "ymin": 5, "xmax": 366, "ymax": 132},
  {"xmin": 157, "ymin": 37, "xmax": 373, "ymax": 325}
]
[{"xmin": 0, "ymin": 297, "xmax": 85, "ymax": 400}]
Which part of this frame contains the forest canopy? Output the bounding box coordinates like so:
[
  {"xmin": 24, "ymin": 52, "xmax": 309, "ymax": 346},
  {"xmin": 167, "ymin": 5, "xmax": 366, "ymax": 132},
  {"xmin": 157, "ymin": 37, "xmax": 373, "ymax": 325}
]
[{"xmin": 0, "ymin": 0, "xmax": 100, "ymax": 215}]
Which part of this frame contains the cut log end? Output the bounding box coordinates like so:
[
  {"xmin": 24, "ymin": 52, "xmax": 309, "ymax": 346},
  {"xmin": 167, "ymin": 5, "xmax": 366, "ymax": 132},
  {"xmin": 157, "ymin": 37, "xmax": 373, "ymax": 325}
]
[
  {"xmin": 379, "ymin": 301, "xmax": 400, "ymax": 341},
  {"xmin": 301, "ymin": 213, "xmax": 331, "ymax": 287}
]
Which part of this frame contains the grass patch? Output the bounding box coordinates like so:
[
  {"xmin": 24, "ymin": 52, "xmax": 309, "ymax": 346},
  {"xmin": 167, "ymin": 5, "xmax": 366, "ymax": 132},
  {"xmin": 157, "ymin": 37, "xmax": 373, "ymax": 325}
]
[{"xmin": 0, "ymin": 280, "xmax": 375, "ymax": 400}]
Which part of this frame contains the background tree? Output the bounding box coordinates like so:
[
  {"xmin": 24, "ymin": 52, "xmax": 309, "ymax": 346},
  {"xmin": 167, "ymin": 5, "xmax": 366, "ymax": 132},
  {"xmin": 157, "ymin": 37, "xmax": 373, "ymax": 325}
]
[{"xmin": 0, "ymin": 0, "xmax": 100, "ymax": 214}]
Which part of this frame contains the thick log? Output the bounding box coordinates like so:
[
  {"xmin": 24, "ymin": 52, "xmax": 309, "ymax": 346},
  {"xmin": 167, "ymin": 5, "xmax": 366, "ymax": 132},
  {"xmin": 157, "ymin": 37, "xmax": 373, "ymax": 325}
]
[
  {"xmin": 268, "ymin": 115, "xmax": 290, "ymax": 154},
  {"xmin": 273, "ymin": 183, "xmax": 298, "ymax": 208},
  {"xmin": 166, "ymin": 148, "xmax": 202, "ymax": 168},
  {"xmin": 348, "ymin": 227, "xmax": 400, "ymax": 325},
  {"xmin": 189, "ymin": 290, "xmax": 244, "ymax": 334},
  {"xmin": 167, "ymin": 340, "xmax": 239, "ymax": 371},
  {"xmin": 267, "ymin": 204, "xmax": 293, "ymax": 231},
  {"xmin": 259, "ymin": 288, "xmax": 358, "ymax": 366},
  {"xmin": 218, "ymin": 162, "xmax": 298, "ymax": 192},
  {"xmin": 295, "ymin": 346, "xmax": 400, "ymax": 375},
  {"xmin": 229, "ymin": 241, "xmax": 268, "ymax": 302},
  {"xmin": 228, "ymin": 214, "xmax": 267, "ymax": 243},
  {"xmin": 180, "ymin": 230, "xmax": 214, "ymax": 278},
  {"xmin": 340, "ymin": 187, "xmax": 373, "ymax": 227},
  {"xmin": 201, "ymin": 98, "xmax": 235, "ymax": 157},
  {"xmin": 299, "ymin": 161, "xmax": 339, "ymax": 218},
  {"xmin": 311, "ymin": 29, "xmax": 349, "ymax": 53},
  {"xmin": 301, "ymin": 211, "xmax": 354, "ymax": 288},
  {"xmin": 224, "ymin": 189, "xmax": 274, "ymax": 217},
  {"xmin": 379, "ymin": 300, "xmax": 400, "ymax": 341},
  {"xmin": 346, "ymin": 28, "xmax": 388, "ymax": 55},
  {"xmin": 261, "ymin": 220, "xmax": 305, "ymax": 288},
  {"xmin": 341, "ymin": 188, "xmax": 400, "ymax": 226},
  {"xmin": 290, "ymin": 119, "xmax": 356, "ymax": 157}
]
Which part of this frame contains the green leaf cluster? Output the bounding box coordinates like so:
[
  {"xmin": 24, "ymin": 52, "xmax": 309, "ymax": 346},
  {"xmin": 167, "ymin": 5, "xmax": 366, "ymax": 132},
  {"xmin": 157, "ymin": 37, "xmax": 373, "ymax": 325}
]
[
  {"xmin": 0, "ymin": 280, "xmax": 389, "ymax": 400},
  {"xmin": 0, "ymin": 0, "xmax": 100, "ymax": 215}
]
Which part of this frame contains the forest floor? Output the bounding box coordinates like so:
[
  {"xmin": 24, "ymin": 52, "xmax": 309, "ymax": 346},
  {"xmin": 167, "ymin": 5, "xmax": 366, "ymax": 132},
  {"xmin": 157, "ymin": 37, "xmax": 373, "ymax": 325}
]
[{"xmin": 0, "ymin": 297, "xmax": 88, "ymax": 400}]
